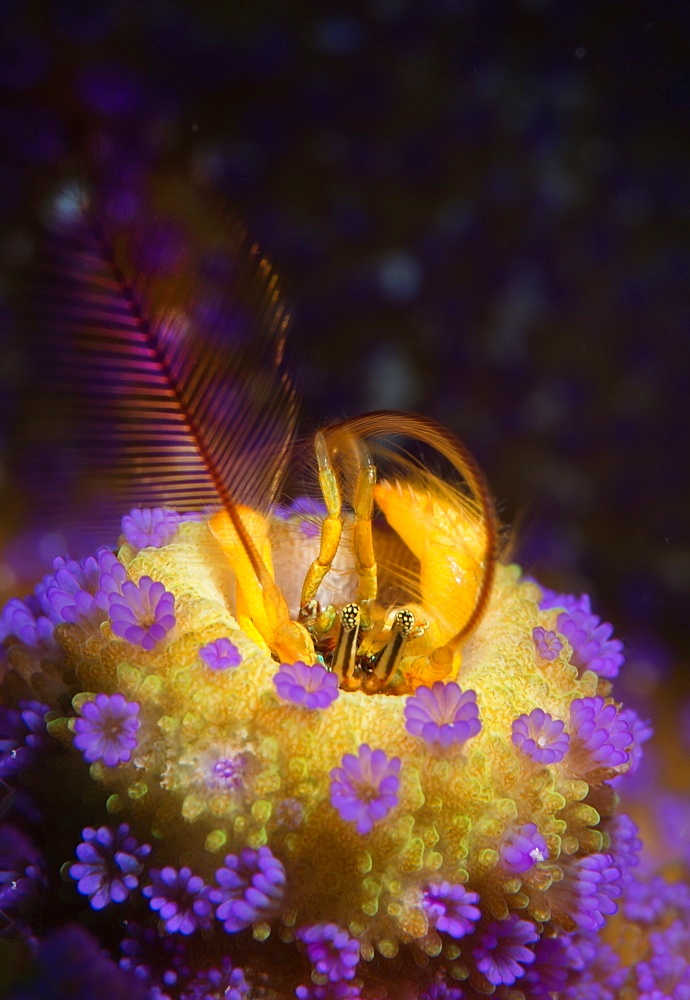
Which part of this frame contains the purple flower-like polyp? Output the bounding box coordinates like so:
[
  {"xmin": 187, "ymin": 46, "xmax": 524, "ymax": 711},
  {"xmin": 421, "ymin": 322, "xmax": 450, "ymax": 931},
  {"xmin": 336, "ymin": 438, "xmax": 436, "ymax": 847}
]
[
  {"xmin": 330, "ymin": 744, "xmax": 401, "ymax": 835},
  {"xmin": 108, "ymin": 576, "xmax": 175, "ymax": 650},
  {"xmin": 539, "ymin": 588, "xmax": 591, "ymax": 614},
  {"xmin": 0, "ymin": 823, "xmax": 45, "ymax": 915},
  {"xmin": 606, "ymin": 813, "xmax": 642, "ymax": 885},
  {"xmin": 623, "ymin": 874, "xmax": 690, "ymax": 926},
  {"xmin": 38, "ymin": 556, "xmax": 98, "ymax": 628},
  {"xmin": 36, "ymin": 548, "xmax": 122, "ymax": 631},
  {"xmin": 143, "ymin": 866, "xmax": 213, "ymax": 935},
  {"xmin": 552, "ymin": 853, "xmax": 622, "ymax": 932},
  {"xmin": 69, "ymin": 823, "xmax": 151, "ymax": 909},
  {"xmin": 273, "ymin": 660, "xmax": 339, "ymax": 710},
  {"xmin": 519, "ymin": 936, "xmax": 571, "ymax": 999},
  {"xmin": 422, "ymin": 881, "xmax": 481, "ymax": 938},
  {"xmin": 473, "ymin": 913, "xmax": 539, "ymax": 986},
  {"xmin": 557, "ymin": 607, "xmax": 625, "ymax": 679},
  {"xmin": 73, "ymin": 693, "xmax": 140, "ymax": 766},
  {"xmin": 511, "ymin": 708, "xmax": 570, "ymax": 765},
  {"xmin": 635, "ymin": 922, "xmax": 690, "ymax": 998},
  {"xmin": 212, "ymin": 846, "xmax": 286, "ymax": 933},
  {"xmin": 532, "ymin": 626, "xmax": 563, "ymax": 661},
  {"xmin": 206, "ymin": 752, "xmax": 246, "ymax": 792},
  {"xmin": 568, "ymin": 696, "xmax": 633, "ymax": 774},
  {"xmin": 500, "ymin": 823, "xmax": 549, "ymax": 874},
  {"xmin": 199, "ymin": 637, "xmax": 242, "ymax": 671},
  {"xmin": 0, "ymin": 595, "xmax": 55, "ymax": 650},
  {"xmin": 404, "ymin": 681, "xmax": 481, "ymax": 749},
  {"xmin": 616, "ymin": 707, "xmax": 653, "ymax": 779},
  {"xmin": 121, "ymin": 507, "xmax": 181, "ymax": 550},
  {"xmin": 119, "ymin": 920, "xmax": 189, "ymax": 989},
  {"xmin": 0, "ymin": 699, "xmax": 50, "ymax": 777},
  {"xmin": 94, "ymin": 553, "xmax": 128, "ymax": 612},
  {"xmin": 297, "ymin": 922, "xmax": 360, "ymax": 982}
]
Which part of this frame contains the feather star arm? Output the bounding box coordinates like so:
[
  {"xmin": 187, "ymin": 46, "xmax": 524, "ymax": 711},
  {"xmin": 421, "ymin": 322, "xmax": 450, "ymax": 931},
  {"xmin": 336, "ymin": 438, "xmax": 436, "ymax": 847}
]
[{"xmin": 19, "ymin": 172, "xmax": 297, "ymax": 557}]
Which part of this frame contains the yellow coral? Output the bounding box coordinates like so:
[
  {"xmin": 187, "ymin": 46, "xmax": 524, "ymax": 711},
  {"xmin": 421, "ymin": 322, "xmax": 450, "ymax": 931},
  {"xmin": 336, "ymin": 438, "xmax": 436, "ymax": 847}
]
[{"xmin": 54, "ymin": 515, "xmax": 627, "ymax": 969}]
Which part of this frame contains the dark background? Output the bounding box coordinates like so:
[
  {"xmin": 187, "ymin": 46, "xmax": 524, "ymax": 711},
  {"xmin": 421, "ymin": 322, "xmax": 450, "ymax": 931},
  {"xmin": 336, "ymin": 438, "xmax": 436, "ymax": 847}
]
[{"xmin": 0, "ymin": 0, "xmax": 688, "ymax": 702}]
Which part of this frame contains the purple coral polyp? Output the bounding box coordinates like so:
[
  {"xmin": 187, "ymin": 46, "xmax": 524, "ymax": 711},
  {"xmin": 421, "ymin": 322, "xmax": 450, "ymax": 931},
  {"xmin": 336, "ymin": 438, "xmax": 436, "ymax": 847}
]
[
  {"xmin": 35, "ymin": 548, "xmax": 122, "ymax": 631},
  {"xmin": 511, "ymin": 708, "xmax": 570, "ymax": 764},
  {"xmin": 553, "ymin": 853, "xmax": 622, "ymax": 932},
  {"xmin": 404, "ymin": 681, "xmax": 481, "ymax": 749},
  {"xmin": 500, "ymin": 822, "xmax": 549, "ymax": 873},
  {"xmin": 212, "ymin": 846, "xmax": 286, "ymax": 933},
  {"xmin": 0, "ymin": 824, "xmax": 45, "ymax": 915},
  {"xmin": 273, "ymin": 660, "xmax": 339, "ymax": 710},
  {"xmin": 69, "ymin": 823, "xmax": 151, "ymax": 910},
  {"xmin": 199, "ymin": 637, "xmax": 242, "ymax": 671},
  {"xmin": 539, "ymin": 588, "xmax": 625, "ymax": 678},
  {"xmin": 473, "ymin": 913, "xmax": 539, "ymax": 986},
  {"xmin": 617, "ymin": 707, "xmax": 653, "ymax": 778},
  {"xmin": 207, "ymin": 754, "xmax": 246, "ymax": 791},
  {"xmin": 635, "ymin": 920, "xmax": 690, "ymax": 997},
  {"xmin": 422, "ymin": 881, "xmax": 481, "ymax": 938},
  {"xmin": 107, "ymin": 576, "xmax": 176, "ymax": 650},
  {"xmin": 119, "ymin": 920, "xmax": 189, "ymax": 988},
  {"xmin": 44, "ymin": 584, "xmax": 102, "ymax": 630},
  {"xmin": 73, "ymin": 692, "xmax": 140, "ymax": 766},
  {"xmin": 143, "ymin": 866, "xmax": 213, "ymax": 935},
  {"xmin": 557, "ymin": 607, "xmax": 625, "ymax": 679},
  {"xmin": 38, "ymin": 556, "xmax": 98, "ymax": 627},
  {"xmin": 121, "ymin": 507, "xmax": 181, "ymax": 550},
  {"xmin": 0, "ymin": 699, "xmax": 50, "ymax": 777},
  {"xmin": 94, "ymin": 554, "xmax": 128, "ymax": 611},
  {"xmin": 296, "ymin": 922, "xmax": 360, "ymax": 982},
  {"xmin": 569, "ymin": 696, "xmax": 633, "ymax": 773},
  {"xmin": 532, "ymin": 626, "xmax": 563, "ymax": 661},
  {"xmin": 330, "ymin": 744, "xmax": 401, "ymax": 834},
  {"xmin": 606, "ymin": 813, "xmax": 642, "ymax": 885},
  {"xmin": 539, "ymin": 588, "xmax": 591, "ymax": 614},
  {"xmin": 0, "ymin": 596, "xmax": 55, "ymax": 651}
]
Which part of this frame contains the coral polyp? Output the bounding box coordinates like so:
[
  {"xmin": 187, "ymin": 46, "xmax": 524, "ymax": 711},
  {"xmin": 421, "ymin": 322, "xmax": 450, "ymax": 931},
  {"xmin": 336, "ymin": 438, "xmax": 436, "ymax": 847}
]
[{"xmin": 0, "ymin": 501, "xmax": 656, "ymax": 998}]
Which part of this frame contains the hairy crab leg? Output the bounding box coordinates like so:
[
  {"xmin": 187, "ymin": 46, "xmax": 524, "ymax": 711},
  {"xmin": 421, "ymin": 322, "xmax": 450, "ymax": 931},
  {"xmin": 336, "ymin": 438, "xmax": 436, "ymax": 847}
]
[
  {"xmin": 350, "ymin": 436, "xmax": 377, "ymax": 631},
  {"xmin": 299, "ymin": 432, "xmax": 344, "ymax": 620}
]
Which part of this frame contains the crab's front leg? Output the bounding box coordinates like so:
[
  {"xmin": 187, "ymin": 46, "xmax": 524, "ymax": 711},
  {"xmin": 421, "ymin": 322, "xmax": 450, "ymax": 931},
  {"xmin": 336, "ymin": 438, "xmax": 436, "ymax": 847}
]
[
  {"xmin": 299, "ymin": 431, "xmax": 343, "ymax": 634},
  {"xmin": 351, "ymin": 436, "xmax": 377, "ymax": 630}
]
